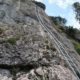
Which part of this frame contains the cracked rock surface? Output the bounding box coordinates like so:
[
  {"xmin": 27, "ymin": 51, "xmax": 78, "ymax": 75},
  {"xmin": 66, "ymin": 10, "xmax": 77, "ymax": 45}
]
[
  {"xmin": 0, "ymin": 0, "xmax": 79, "ymax": 80},
  {"xmin": 0, "ymin": 69, "xmax": 12, "ymax": 80}
]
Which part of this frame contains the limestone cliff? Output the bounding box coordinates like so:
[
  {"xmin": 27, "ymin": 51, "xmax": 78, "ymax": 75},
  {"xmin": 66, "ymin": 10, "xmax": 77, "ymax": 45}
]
[{"xmin": 0, "ymin": 0, "xmax": 80, "ymax": 80}]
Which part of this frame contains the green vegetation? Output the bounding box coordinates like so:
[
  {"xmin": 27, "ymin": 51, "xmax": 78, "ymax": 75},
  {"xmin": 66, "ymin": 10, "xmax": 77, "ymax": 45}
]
[
  {"xmin": 11, "ymin": 67, "xmax": 18, "ymax": 80},
  {"xmin": 49, "ymin": 16, "xmax": 67, "ymax": 26},
  {"xmin": 0, "ymin": 28, "xmax": 3, "ymax": 35},
  {"xmin": 34, "ymin": 1, "xmax": 46, "ymax": 10},
  {"xmin": 49, "ymin": 15, "xmax": 80, "ymax": 55},
  {"xmin": 75, "ymin": 44, "xmax": 80, "ymax": 55},
  {"xmin": 72, "ymin": 40, "xmax": 80, "ymax": 55},
  {"xmin": 73, "ymin": 2, "xmax": 80, "ymax": 22},
  {"xmin": 7, "ymin": 37, "xmax": 19, "ymax": 45},
  {"xmin": 65, "ymin": 26, "xmax": 77, "ymax": 39},
  {"xmin": 49, "ymin": 16, "xmax": 80, "ymax": 40}
]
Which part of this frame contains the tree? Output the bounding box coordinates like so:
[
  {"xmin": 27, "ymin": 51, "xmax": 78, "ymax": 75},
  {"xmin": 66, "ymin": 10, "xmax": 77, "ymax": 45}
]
[
  {"xmin": 50, "ymin": 16, "xmax": 67, "ymax": 26},
  {"xmin": 73, "ymin": 2, "xmax": 80, "ymax": 22},
  {"xmin": 55, "ymin": 16, "xmax": 67, "ymax": 25},
  {"xmin": 65, "ymin": 26, "xmax": 77, "ymax": 38},
  {"xmin": 34, "ymin": 1, "xmax": 46, "ymax": 10}
]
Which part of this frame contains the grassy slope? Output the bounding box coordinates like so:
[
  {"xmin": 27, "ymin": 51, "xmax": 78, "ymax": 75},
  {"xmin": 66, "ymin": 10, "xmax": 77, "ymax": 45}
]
[{"xmin": 72, "ymin": 39, "xmax": 80, "ymax": 55}]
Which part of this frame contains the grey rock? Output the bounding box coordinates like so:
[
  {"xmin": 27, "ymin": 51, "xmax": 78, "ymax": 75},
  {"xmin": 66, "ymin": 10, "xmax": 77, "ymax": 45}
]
[
  {"xmin": 0, "ymin": 0, "xmax": 79, "ymax": 80},
  {"xmin": 0, "ymin": 0, "xmax": 3, "ymax": 4},
  {"xmin": 0, "ymin": 69, "xmax": 12, "ymax": 80},
  {"xmin": 0, "ymin": 10, "xmax": 5, "ymax": 20},
  {"xmin": 16, "ymin": 65, "xmax": 77, "ymax": 80}
]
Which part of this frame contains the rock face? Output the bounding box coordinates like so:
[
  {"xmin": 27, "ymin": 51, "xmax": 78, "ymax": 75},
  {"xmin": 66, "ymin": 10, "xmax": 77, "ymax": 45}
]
[
  {"xmin": 0, "ymin": 69, "xmax": 12, "ymax": 80},
  {"xmin": 16, "ymin": 65, "xmax": 77, "ymax": 80},
  {"xmin": 0, "ymin": 0, "xmax": 80, "ymax": 80}
]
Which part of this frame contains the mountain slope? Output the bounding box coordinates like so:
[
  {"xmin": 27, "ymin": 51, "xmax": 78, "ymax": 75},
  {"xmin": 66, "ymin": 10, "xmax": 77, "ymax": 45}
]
[{"xmin": 0, "ymin": 0, "xmax": 80, "ymax": 80}]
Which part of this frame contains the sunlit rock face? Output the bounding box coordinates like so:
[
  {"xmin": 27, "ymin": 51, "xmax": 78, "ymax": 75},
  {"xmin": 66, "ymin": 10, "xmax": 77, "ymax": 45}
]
[
  {"xmin": 0, "ymin": 0, "xmax": 79, "ymax": 80},
  {"xmin": 0, "ymin": 0, "xmax": 41, "ymax": 66},
  {"xmin": 0, "ymin": 0, "xmax": 37, "ymax": 24}
]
